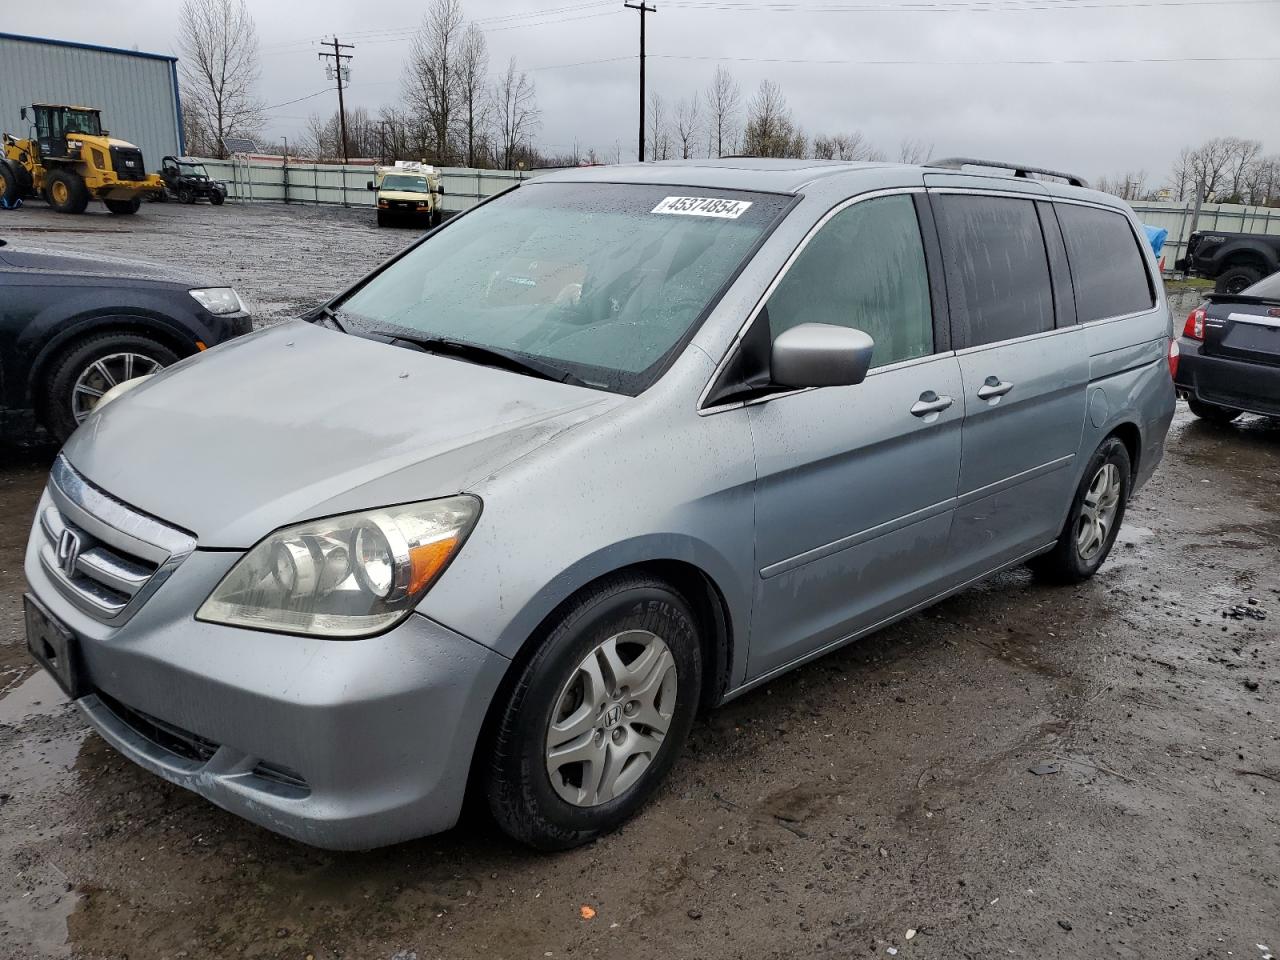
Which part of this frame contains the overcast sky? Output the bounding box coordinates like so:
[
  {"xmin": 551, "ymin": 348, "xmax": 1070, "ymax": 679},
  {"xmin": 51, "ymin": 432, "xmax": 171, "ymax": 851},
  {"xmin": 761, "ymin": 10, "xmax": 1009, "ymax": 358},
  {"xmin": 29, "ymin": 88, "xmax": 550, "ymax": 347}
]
[{"xmin": 9, "ymin": 0, "xmax": 1280, "ymax": 183}]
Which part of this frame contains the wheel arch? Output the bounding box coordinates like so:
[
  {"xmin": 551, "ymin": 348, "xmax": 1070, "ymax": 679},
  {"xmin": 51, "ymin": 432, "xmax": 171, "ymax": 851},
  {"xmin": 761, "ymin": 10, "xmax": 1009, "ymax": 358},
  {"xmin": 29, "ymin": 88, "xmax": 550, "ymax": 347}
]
[
  {"xmin": 1106, "ymin": 420, "xmax": 1142, "ymax": 484},
  {"xmin": 462, "ymin": 556, "xmax": 737, "ymax": 812},
  {"xmin": 26, "ymin": 314, "xmax": 198, "ymax": 412}
]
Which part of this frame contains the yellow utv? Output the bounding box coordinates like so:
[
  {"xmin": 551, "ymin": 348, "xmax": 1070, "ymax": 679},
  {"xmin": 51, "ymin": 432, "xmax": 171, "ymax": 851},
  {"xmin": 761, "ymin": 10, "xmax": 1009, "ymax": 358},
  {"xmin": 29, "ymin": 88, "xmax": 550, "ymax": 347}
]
[{"xmin": 0, "ymin": 104, "xmax": 164, "ymax": 215}]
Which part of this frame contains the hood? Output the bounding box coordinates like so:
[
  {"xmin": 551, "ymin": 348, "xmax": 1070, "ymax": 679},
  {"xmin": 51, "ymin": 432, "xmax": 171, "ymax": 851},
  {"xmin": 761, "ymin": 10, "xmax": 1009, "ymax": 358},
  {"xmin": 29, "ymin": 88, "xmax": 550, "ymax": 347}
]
[
  {"xmin": 62, "ymin": 322, "xmax": 621, "ymax": 547},
  {"xmin": 0, "ymin": 244, "xmax": 221, "ymax": 288}
]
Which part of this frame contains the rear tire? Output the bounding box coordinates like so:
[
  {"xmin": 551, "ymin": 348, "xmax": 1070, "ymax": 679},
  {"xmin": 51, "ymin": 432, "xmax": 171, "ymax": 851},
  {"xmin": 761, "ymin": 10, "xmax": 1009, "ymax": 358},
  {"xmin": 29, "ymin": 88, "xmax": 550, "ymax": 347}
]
[
  {"xmin": 177, "ymin": 185, "xmax": 195, "ymax": 204},
  {"xmin": 42, "ymin": 332, "xmax": 179, "ymax": 441},
  {"xmin": 1215, "ymin": 265, "xmax": 1263, "ymax": 295},
  {"xmin": 1029, "ymin": 437, "xmax": 1131, "ymax": 585},
  {"xmin": 104, "ymin": 197, "xmax": 141, "ymax": 215},
  {"xmin": 486, "ymin": 575, "xmax": 702, "ymax": 850},
  {"xmin": 1188, "ymin": 398, "xmax": 1241, "ymax": 423},
  {"xmin": 45, "ymin": 169, "xmax": 89, "ymax": 214}
]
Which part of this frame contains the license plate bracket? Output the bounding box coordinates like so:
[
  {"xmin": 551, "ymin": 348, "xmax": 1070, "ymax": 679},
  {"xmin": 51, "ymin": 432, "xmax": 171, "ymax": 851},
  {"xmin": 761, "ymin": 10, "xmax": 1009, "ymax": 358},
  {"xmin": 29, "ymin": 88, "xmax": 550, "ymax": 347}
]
[{"xmin": 24, "ymin": 593, "xmax": 87, "ymax": 700}]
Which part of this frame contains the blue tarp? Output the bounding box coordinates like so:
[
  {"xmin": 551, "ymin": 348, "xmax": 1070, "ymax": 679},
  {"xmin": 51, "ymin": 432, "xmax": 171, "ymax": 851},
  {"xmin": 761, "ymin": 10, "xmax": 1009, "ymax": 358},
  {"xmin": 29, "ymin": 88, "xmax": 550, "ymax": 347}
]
[{"xmin": 1142, "ymin": 224, "xmax": 1168, "ymax": 258}]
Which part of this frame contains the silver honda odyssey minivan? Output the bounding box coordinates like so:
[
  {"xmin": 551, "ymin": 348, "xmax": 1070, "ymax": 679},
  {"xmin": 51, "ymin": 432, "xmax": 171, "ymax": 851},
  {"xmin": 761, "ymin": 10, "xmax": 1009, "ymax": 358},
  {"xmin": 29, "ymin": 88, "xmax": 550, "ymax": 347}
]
[{"xmin": 24, "ymin": 158, "xmax": 1175, "ymax": 850}]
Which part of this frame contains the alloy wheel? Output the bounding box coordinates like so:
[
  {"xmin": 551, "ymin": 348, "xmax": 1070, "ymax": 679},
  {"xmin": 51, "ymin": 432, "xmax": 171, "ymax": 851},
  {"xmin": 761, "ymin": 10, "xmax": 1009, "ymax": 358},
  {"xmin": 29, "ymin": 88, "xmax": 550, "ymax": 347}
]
[
  {"xmin": 1075, "ymin": 462, "xmax": 1122, "ymax": 561},
  {"xmin": 545, "ymin": 629, "xmax": 678, "ymax": 807},
  {"xmin": 71, "ymin": 352, "xmax": 163, "ymax": 424}
]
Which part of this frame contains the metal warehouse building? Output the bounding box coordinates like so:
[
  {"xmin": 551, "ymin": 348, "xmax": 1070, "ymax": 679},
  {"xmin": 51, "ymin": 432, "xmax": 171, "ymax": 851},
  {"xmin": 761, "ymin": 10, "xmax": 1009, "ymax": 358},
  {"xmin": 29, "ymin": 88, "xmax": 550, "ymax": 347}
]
[{"xmin": 0, "ymin": 32, "xmax": 182, "ymax": 174}]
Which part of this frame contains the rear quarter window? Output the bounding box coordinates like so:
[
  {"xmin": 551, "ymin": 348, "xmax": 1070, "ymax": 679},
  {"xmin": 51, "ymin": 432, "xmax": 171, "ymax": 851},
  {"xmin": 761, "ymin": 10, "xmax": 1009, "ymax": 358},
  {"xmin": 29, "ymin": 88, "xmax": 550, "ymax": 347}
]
[{"xmin": 1055, "ymin": 204, "xmax": 1154, "ymax": 322}]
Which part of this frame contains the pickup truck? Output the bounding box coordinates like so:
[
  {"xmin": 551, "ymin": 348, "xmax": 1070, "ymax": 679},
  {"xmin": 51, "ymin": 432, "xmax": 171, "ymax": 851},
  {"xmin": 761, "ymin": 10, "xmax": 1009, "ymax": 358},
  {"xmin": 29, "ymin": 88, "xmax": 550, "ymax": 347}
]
[{"xmin": 1176, "ymin": 230, "xmax": 1280, "ymax": 294}]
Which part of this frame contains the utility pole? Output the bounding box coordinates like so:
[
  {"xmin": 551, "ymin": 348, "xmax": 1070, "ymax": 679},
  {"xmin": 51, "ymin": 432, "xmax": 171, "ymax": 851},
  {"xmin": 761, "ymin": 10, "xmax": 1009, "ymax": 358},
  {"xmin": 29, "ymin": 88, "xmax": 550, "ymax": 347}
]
[
  {"xmin": 624, "ymin": 2, "xmax": 655, "ymax": 161},
  {"xmin": 319, "ymin": 37, "xmax": 354, "ymax": 163}
]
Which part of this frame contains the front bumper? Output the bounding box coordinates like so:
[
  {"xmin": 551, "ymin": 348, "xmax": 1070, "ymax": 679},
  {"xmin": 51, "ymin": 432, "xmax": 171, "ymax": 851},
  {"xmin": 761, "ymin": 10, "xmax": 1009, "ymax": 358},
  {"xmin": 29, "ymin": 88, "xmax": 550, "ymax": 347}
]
[
  {"xmin": 1174, "ymin": 337, "xmax": 1280, "ymax": 417},
  {"xmin": 24, "ymin": 502, "xmax": 510, "ymax": 850}
]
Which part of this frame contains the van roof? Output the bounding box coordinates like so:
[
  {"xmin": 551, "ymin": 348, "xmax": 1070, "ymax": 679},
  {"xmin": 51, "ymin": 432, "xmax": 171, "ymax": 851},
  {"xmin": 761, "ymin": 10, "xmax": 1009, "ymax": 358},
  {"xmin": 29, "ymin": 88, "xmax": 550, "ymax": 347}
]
[{"xmin": 536, "ymin": 157, "xmax": 1120, "ymax": 207}]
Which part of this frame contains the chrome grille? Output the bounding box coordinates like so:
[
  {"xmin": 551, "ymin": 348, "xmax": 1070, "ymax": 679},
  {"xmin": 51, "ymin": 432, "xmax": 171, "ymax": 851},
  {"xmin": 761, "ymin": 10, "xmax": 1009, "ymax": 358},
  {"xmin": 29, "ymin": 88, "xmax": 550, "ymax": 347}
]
[{"xmin": 37, "ymin": 456, "xmax": 196, "ymax": 625}]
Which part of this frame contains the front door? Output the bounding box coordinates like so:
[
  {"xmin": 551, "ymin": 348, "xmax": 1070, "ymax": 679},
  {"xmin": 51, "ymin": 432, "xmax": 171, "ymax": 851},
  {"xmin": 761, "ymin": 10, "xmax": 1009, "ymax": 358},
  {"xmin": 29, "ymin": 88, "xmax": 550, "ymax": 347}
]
[{"xmin": 745, "ymin": 192, "xmax": 965, "ymax": 680}]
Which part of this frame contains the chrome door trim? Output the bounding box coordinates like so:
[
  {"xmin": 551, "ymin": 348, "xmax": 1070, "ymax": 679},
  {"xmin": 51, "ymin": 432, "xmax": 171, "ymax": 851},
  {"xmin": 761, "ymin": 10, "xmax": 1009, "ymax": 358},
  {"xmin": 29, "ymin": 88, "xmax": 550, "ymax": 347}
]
[
  {"xmin": 759, "ymin": 496, "xmax": 956, "ymax": 580},
  {"xmin": 725, "ymin": 542, "xmax": 1058, "ymax": 701},
  {"xmin": 954, "ymin": 454, "xmax": 1075, "ymax": 508},
  {"xmin": 697, "ymin": 186, "xmax": 928, "ymax": 417},
  {"xmin": 953, "ymin": 324, "xmax": 1078, "ymax": 357}
]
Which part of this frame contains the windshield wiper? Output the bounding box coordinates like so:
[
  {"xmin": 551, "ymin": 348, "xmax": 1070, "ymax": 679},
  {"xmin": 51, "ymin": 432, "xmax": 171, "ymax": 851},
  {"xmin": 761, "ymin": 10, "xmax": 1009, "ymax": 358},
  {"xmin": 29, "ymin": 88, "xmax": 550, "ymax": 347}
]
[
  {"xmin": 368, "ymin": 330, "xmax": 590, "ymax": 387},
  {"xmin": 311, "ymin": 304, "xmax": 349, "ymax": 333}
]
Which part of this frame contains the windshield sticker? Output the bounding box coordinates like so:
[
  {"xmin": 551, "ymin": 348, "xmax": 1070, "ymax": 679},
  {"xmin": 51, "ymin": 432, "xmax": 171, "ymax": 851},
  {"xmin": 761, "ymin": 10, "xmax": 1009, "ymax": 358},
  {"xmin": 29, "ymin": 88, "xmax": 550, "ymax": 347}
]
[{"xmin": 651, "ymin": 196, "xmax": 753, "ymax": 219}]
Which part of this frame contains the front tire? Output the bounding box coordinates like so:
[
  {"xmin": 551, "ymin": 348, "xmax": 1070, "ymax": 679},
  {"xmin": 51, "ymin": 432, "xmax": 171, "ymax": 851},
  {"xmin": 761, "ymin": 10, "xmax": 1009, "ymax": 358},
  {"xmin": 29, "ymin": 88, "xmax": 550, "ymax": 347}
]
[
  {"xmin": 1188, "ymin": 398, "xmax": 1241, "ymax": 423},
  {"xmin": 43, "ymin": 332, "xmax": 178, "ymax": 441},
  {"xmin": 1215, "ymin": 265, "xmax": 1262, "ymax": 294},
  {"xmin": 486, "ymin": 575, "xmax": 703, "ymax": 850},
  {"xmin": 1030, "ymin": 437, "xmax": 1131, "ymax": 584},
  {"xmin": 104, "ymin": 197, "xmax": 141, "ymax": 215},
  {"xmin": 45, "ymin": 169, "xmax": 89, "ymax": 214},
  {"xmin": 210, "ymin": 191, "xmax": 225, "ymax": 206}
]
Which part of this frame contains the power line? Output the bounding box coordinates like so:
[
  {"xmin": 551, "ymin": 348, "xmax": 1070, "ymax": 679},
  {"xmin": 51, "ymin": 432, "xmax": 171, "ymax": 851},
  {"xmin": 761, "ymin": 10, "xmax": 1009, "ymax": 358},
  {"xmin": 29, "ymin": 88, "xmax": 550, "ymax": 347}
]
[
  {"xmin": 652, "ymin": 52, "xmax": 1280, "ymax": 65},
  {"xmin": 657, "ymin": 0, "xmax": 1279, "ymax": 9}
]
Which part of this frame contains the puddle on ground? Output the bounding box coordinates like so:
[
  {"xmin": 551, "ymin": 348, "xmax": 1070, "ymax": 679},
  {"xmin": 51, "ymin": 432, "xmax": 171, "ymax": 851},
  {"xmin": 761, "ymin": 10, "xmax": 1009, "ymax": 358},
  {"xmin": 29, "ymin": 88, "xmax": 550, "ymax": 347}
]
[
  {"xmin": 0, "ymin": 864, "xmax": 82, "ymax": 959},
  {"xmin": 0, "ymin": 668, "xmax": 68, "ymax": 726}
]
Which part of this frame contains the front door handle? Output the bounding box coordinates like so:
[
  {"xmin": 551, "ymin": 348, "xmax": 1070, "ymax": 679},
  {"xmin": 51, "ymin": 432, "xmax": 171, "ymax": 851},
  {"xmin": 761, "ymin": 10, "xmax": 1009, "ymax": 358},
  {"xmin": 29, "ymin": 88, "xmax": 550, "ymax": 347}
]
[
  {"xmin": 910, "ymin": 391, "xmax": 954, "ymax": 417},
  {"xmin": 977, "ymin": 376, "xmax": 1014, "ymax": 400}
]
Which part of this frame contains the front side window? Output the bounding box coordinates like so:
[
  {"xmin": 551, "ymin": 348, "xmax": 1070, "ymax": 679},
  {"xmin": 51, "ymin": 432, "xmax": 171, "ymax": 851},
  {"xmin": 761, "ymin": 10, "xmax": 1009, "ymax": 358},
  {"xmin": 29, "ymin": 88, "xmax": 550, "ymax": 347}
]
[
  {"xmin": 935, "ymin": 195, "xmax": 1055, "ymax": 348},
  {"xmin": 340, "ymin": 182, "xmax": 790, "ymax": 394},
  {"xmin": 1055, "ymin": 204, "xmax": 1154, "ymax": 322},
  {"xmin": 765, "ymin": 194, "xmax": 934, "ymax": 369}
]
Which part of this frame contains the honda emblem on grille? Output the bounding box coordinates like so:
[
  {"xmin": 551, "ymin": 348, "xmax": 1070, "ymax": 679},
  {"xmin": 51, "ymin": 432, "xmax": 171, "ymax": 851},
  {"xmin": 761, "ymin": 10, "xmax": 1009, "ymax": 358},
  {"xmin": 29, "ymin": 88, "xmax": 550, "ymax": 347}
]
[{"xmin": 56, "ymin": 528, "xmax": 82, "ymax": 577}]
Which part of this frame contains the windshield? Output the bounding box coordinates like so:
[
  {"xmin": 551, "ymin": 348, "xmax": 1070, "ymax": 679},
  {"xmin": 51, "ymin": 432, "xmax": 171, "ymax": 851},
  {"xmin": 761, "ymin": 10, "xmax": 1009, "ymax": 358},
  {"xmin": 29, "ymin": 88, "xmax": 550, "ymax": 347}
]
[
  {"xmin": 179, "ymin": 163, "xmax": 209, "ymax": 177},
  {"xmin": 340, "ymin": 182, "xmax": 789, "ymax": 394},
  {"xmin": 381, "ymin": 175, "xmax": 430, "ymax": 192},
  {"xmin": 62, "ymin": 110, "xmax": 102, "ymax": 136}
]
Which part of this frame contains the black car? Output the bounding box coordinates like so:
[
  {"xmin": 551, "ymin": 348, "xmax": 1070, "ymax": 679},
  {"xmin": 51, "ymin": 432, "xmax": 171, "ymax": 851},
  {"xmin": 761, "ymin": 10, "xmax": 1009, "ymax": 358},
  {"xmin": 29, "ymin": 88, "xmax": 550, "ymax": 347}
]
[
  {"xmin": 1174, "ymin": 269, "xmax": 1280, "ymax": 422},
  {"xmin": 159, "ymin": 156, "xmax": 227, "ymax": 205},
  {"xmin": 0, "ymin": 239, "xmax": 252, "ymax": 441}
]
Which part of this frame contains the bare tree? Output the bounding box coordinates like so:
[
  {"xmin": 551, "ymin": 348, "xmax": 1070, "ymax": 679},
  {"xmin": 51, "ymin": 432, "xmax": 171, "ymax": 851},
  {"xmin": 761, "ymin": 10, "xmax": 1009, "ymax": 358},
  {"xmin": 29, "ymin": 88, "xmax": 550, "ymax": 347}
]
[
  {"xmin": 454, "ymin": 24, "xmax": 491, "ymax": 168},
  {"xmin": 494, "ymin": 57, "xmax": 539, "ymax": 169},
  {"xmin": 675, "ymin": 94, "xmax": 701, "ymax": 160},
  {"xmin": 811, "ymin": 131, "xmax": 883, "ymax": 162},
  {"xmin": 897, "ymin": 137, "xmax": 934, "ymax": 164},
  {"xmin": 742, "ymin": 80, "xmax": 805, "ymax": 158},
  {"xmin": 403, "ymin": 0, "xmax": 465, "ymax": 164},
  {"xmin": 1224, "ymin": 137, "xmax": 1263, "ymax": 202},
  {"xmin": 1095, "ymin": 170, "xmax": 1150, "ymax": 201},
  {"xmin": 178, "ymin": 0, "xmax": 264, "ymax": 158},
  {"xmin": 705, "ymin": 65, "xmax": 741, "ymax": 158},
  {"xmin": 647, "ymin": 91, "xmax": 671, "ymax": 161}
]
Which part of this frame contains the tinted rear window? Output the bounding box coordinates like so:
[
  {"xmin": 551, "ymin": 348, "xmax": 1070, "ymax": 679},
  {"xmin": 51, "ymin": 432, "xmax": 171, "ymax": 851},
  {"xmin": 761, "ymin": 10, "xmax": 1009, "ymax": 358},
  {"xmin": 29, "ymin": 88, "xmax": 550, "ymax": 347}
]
[
  {"xmin": 934, "ymin": 195, "xmax": 1055, "ymax": 348},
  {"xmin": 1055, "ymin": 204, "xmax": 1154, "ymax": 322}
]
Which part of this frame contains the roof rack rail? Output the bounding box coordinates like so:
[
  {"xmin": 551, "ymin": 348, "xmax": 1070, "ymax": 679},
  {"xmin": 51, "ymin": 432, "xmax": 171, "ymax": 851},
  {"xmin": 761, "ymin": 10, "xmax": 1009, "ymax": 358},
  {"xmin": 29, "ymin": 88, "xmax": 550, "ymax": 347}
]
[{"xmin": 925, "ymin": 157, "xmax": 1090, "ymax": 189}]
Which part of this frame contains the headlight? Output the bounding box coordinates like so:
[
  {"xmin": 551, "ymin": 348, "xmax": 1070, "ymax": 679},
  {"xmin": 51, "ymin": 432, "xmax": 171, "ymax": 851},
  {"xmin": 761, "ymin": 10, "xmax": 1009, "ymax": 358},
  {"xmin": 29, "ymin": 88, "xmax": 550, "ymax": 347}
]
[
  {"xmin": 189, "ymin": 287, "xmax": 246, "ymax": 315},
  {"xmin": 196, "ymin": 496, "xmax": 480, "ymax": 637}
]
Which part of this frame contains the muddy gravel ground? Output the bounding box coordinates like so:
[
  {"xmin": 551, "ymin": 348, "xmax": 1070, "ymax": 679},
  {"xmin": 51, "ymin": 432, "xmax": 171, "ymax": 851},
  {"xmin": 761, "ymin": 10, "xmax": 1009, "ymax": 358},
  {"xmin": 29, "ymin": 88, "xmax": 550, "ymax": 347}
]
[{"xmin": 1, "ymin": 202, "xmax": 1278, "ymax": 960}]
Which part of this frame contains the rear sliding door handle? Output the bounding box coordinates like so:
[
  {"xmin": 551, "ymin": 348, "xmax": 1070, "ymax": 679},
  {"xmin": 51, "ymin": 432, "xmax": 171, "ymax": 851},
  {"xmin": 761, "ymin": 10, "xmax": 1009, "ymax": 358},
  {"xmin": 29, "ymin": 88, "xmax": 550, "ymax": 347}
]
[
  {"xmin": 977, "ymin": 376, "xmax": 1014, "ymax": 400},
  {"xmin": 910, "ymin": 391, "xmax": 954, "ymax": 417}
]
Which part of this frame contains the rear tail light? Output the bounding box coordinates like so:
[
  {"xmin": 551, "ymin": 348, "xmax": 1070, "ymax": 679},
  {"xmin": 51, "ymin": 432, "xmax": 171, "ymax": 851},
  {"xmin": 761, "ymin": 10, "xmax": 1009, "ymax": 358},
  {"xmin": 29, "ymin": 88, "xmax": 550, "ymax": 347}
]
[
  {"xmin": 1168, "ymin": 338, "xmax": 1180, "ymax": 379},
  {"xmin": 1183, "ymin": 307, "xmax": 1206, "ymax": 340}
]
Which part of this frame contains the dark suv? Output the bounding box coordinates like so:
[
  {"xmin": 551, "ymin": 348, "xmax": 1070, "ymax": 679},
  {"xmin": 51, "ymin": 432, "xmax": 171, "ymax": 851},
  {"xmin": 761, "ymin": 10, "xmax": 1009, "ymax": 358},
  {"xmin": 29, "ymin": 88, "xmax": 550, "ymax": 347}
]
[
  {"xmin": 159, "ymin": 156, "xmax": 227, "ymax": 206},
  {"xmin": 0, "ymin": 240, "xmax": 251, "ymax": 441}
]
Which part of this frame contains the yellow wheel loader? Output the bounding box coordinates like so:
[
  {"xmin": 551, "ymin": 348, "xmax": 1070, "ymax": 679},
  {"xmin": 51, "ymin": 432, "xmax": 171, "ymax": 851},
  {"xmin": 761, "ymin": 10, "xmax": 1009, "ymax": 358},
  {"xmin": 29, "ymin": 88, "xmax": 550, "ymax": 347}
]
[{"xmin": 0, "ymin": 104, "xmax": 164, "ymax": 215}]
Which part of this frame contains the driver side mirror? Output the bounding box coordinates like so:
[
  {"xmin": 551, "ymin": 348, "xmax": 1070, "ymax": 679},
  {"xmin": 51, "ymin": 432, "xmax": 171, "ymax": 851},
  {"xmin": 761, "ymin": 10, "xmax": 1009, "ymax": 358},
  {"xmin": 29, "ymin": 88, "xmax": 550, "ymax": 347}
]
[
  {"xmin": 771, "ymin": 323, "xmax": 875, "ymax": 389},
  {"xmin": 366, "ymin": 180, "xmax": 374, "ymax": 190},
  {"xmin": 20, "ymin": 107, "xmax": 27, "ymax": 121}
]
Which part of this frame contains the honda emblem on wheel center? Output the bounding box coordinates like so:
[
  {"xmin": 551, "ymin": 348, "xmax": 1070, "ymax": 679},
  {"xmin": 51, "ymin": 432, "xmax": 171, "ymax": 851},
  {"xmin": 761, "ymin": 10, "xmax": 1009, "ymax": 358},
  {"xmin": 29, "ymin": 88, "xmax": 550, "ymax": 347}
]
[{"xmin": 603, "ymin": 705, "xmax": 621, "ymax": 728}]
